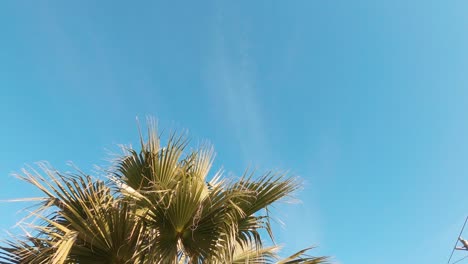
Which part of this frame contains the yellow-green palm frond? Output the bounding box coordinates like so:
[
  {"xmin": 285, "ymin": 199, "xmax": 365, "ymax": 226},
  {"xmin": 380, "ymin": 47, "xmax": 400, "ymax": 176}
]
[
  {"xmin": 231, "ymin": 244, "xmax": 279, "ymax": 264},
  {"xmin": 1, "ymin": 120, "xmax": 330, "ymax": 264},
  {"xmin": 1, "ymin": 166, "xmax": 149, "ymax": 264},
  {"xmin": 276, "ymin": 247, "xmax": 329, "ymax": 264},
  {"xmin": 0, "ymin": 235, "xmax": 54, "ymax": 264},
  {"xmin": 231, "ymin": 244, "xmax": 329, "ymax": 264}
]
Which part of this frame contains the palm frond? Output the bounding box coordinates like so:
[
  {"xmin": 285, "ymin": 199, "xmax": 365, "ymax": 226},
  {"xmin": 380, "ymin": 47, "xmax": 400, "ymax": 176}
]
[
  {"xmin": 232, "ymin": 244, "xmax": 279, "ymax": 264},
  {"xmin": 277, "ymin": 247, "xmax": 329, "ymax": 264},
  {"xmin": 1, "ymin": 121, "xmax": 330, "ymax": 264}
]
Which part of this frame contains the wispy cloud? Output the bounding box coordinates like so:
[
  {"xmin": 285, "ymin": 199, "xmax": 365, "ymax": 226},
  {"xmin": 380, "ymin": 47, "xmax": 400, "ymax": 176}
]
[{"xmin": 202, "ymin": 4, "xmax": 271, "ymax": 167}]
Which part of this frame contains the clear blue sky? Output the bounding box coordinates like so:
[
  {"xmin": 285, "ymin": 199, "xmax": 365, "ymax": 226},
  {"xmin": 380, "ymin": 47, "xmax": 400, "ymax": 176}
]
[{"xmin": 1, "ymin": 1, "xmax": 468, "ymax": 263}]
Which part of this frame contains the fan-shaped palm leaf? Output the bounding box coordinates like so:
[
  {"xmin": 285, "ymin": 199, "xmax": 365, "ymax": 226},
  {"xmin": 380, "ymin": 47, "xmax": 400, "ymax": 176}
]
[{"xmin": 1, "ymin": 120, "xmax": 329, "ymax": 264}]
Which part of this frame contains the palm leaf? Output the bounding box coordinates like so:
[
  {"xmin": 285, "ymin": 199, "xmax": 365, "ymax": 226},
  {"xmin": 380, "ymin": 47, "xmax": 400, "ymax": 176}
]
[{"xmin": 1, "ymin": 120, "xmax": 330, "ymax": 264}]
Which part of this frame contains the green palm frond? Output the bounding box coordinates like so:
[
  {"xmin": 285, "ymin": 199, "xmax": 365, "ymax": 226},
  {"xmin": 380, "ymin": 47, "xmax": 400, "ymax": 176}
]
[
  {"xmin": 0, "ymin": 235, "xmax": 53, "ymax": 264},
  {"xmin": 231, "ymin": 244, "xmax": 279, "ymax": 264},
  {"xmin": 232, "ymin": 171, "xmax": 300, "ymax": 217},
  {"xmin": 277, "ymin": 247, "xmax": 329, "ymax": 264},
  {"xmin": 1, "ymin": 120, "xmax": 330, "ymax": 264},
  {"xmin": 231, "ymin": 244, "xmax": 329, "ymax": 264},
  {"xmin": 1, "ymin": 166, "xmax": 149, "ymax": 264}
]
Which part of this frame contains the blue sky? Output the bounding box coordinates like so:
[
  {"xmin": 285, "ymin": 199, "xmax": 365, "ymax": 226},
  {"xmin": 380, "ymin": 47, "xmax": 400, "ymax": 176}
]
[{"xmin": 1, "ymin": 1, "xmax": 468, "ymax": 263}]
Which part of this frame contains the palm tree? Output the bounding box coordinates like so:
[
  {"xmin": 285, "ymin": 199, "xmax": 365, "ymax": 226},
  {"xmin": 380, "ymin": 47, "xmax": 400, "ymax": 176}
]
[{"xmin": 0, "ymin": 121, "xmax": 329, "ymax": 264}]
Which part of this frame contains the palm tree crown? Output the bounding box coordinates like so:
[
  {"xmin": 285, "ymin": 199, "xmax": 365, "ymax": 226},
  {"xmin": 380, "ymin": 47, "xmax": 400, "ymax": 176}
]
[{"xmin": 0, "ymin": 122, "xmax": 328, "ymax": 264}]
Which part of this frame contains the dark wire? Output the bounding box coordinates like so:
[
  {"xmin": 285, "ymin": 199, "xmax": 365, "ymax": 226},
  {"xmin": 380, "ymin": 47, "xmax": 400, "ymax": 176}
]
[
  {"xmin": 448, "ymin": 216, "xmax": 468, "ymax": 264},
  {"xmin": 452, "ymin": 255, "xmax": 468, "ymax": 264}
]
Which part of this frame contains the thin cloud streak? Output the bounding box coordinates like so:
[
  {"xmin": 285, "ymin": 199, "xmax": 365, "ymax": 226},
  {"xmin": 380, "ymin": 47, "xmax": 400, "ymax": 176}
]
[
  {"xmin": 202, "ymin": 5, "xmax": 271, "ymax": 167},
  {"xmin": 201, "ymin": 7, "xmax": 325, "ymax": 258}
]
